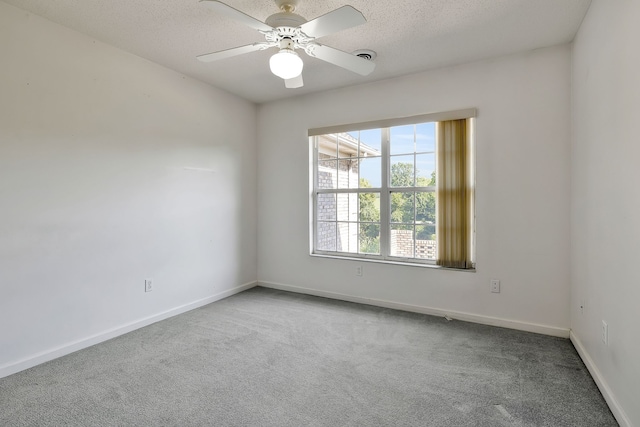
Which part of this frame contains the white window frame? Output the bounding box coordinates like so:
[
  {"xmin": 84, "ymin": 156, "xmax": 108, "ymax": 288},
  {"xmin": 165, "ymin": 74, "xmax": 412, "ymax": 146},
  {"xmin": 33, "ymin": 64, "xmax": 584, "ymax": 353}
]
[{"xmin": 309, "ymin": 108, "xmax": 476, "ymax": 268}]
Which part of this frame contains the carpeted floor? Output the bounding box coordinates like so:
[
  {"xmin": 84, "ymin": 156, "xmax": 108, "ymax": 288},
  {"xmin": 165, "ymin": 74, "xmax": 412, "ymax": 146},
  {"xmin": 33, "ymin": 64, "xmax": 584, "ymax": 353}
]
[{"xmin": 0, "ymin": 287, "xmax": 618, "ymax": 426}]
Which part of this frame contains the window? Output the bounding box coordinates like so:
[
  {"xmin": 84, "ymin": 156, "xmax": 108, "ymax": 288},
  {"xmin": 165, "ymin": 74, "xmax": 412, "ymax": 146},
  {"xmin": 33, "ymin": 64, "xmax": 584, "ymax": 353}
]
[{"xmin": 310, "ymin": 109, "xmax": 475, "ymax": 269}]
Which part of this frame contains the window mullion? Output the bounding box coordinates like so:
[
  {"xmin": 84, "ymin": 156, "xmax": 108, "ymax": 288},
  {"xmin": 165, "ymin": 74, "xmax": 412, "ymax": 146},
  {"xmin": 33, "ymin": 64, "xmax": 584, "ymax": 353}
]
[
  {"xmin": 379, "ymin": 128, "xmax": 390, "ymax": 259},
  {"xmin": 317, "ymin": 188, "xmax": 379, "ymax": 194},
  {"xmin": 312, "ymin": 136, "xmax": 318, "ymax": 253}
]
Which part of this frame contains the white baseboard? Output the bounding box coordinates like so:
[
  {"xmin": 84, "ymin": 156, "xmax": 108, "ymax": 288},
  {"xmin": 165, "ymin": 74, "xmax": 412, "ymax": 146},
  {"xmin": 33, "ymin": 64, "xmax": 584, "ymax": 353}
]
[
  {"xmin": 258, "ymin": 281, "xmax": 570, "ymax": 338},
  {"xmin": 570, "ymin": 331, "xmax": 631, "ymax": 427},
  {"xmin": 0, "ymin": 281, "xmax": 258, "ymax": 380}
]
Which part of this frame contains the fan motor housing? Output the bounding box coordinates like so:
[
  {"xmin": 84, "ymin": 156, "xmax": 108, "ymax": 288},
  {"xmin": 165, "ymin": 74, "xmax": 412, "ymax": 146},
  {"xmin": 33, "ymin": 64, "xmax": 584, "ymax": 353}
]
[{"xmin": 265, "ymin": 12, "xmax": 307, "ymax": 28}]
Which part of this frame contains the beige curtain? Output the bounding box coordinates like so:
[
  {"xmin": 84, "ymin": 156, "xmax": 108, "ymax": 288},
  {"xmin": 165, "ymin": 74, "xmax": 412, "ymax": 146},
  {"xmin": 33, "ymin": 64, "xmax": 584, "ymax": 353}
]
[{"xmin": 436, "ymin": 119, "xmax": 474, "ymax": 269}]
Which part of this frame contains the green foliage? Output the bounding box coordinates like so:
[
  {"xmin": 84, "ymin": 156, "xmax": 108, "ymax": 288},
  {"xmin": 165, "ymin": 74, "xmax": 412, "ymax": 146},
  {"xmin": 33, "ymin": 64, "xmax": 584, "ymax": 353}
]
[
  {"xmin": 417, "ymin": 170, "xmax": 436, "ymax": 228},
  {"xmin": 390, "ymin": 192, "xmax": 411, "ymax": 223},
  {"xmin": 359, "ymin": 224, "xmax": 380, "ymax": 254},
  {"xmin": 391, "ymin": 163, "xmax": 415, "ymax": 187},
  {"xmin": 391, "ymin": 167, "xmax": 436, "ymax": 239},
  {"xmin": 358, "ymin": 164, "xmax": 436, "ymax": 250},
  {"xmin": 358, "ymin": 178, "xmax": 380, "ymax": 253}
]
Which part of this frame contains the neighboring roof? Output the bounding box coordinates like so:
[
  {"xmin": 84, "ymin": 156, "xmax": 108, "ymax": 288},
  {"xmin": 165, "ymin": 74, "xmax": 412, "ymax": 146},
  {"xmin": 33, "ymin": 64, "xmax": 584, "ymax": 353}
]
[{"xmin": 317, "ymin": 133, "xmax": 380, "ymax": 158}]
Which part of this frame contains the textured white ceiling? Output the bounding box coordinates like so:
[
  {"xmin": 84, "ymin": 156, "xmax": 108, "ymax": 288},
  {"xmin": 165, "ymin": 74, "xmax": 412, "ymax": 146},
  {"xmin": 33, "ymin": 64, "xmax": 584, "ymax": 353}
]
[{"xmin": 2, "ymin": 0, "xmax": 591, "ymax": 104}]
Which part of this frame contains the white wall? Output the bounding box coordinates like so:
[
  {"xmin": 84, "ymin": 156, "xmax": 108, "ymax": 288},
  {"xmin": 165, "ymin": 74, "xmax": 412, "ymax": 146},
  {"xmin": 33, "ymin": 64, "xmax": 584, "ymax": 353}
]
[
  {"xmin": 571, "ymin": 1, "xmax": 640, "ymax": 425},
  {"xmin": 257, "ymin": 45, "xmax": 572, "ymax": 336},
  {"xmin": 0, "ymin": 2, "xmax": 257, "ymax": 375}
]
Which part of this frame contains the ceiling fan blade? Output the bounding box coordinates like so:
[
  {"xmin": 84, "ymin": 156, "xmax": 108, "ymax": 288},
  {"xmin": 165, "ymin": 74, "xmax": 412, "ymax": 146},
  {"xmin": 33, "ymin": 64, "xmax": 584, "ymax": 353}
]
[
  {"xmin": 310, "ymin": 44, "xmax": 375, "ymax": 76},
  {"xmin": 300, "ymin": 6, "xmax": 366, "ymax": 39},
  {"xmin": 197, "ymin": 43, "xmax": 266, "ymax": 62},
  {"xmin": 200, "ymin": 0, "xmax": 273, "ymax": 32},
  {"xmin": 285, "ymin": 74, "xmax": 304, "ymax": 89}
]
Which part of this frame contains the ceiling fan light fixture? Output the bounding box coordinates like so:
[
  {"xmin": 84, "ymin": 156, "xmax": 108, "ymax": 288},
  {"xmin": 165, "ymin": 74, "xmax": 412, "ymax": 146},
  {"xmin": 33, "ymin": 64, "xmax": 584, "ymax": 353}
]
[
  {"xmin": 270, "ymin": 48, "xmax": 303, "ymax": 80},
  {"xmin": 198, "ymin": 0, "xmax": 376, "ymax": 88}
]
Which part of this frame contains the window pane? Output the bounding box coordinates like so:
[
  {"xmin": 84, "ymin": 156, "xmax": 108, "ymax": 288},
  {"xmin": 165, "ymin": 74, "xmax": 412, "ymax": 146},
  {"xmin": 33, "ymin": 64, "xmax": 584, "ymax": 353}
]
[
  {"xmin": 338, "ymin": 159, "xmax": 357, "ymax": 189},
  {"xmin": 416, "ymin": 153, "xmax": 436, "ymax": 186},
  {"xmin": 415, "ymin": 191, "xmax": 436, "ymax": 224},
  {"xmin": 318, "ymin": 160, "xmax": 337, "ymax": 189},
  {"xmin": 316, "ymin": 222, "xmax": 337, "ymax": 251},
  {"xmin": 390, "ymin": 156, "xmax": 415, "ymax": 187},
  {"xmin": 390, "ymin": 224, "xmax": 414, "ymax": 258},
  {"xmin": 359, "ymin": 129, "xmax": 382, "ymax": 153},
  {"xmin": 390, "ymin": 125, "xmax": 415, "ymax": 155},
  {"xmin": 317, "ymin": 193, "xmax": 336, "ymax": 221},
  {"xmin": 359, "ymin": 156, "xmax": 381, "ymax": 188},
  {"xmin": 337, "ymin": 194, "xmax": 349, "ymax": 221},
  {"xmin": 337, "ymin": 222, "xmax": 358, "ymax": 253},
  {"xmin": 359, "ymin": 192, "xmax": 380, "ymax": 222},
  {"xmin": 317, "ymin": 135, "xmax": 338, "ymax": 159},
  {"xmin": 390, "ymin": 192, "xmax": 414, "ymax": 223},
  {"xmin": 416, "ymin": 224, "xmax": 436, "ymax": 240},
  {"xmin": 416, "ymin": 122, "xmax": 435, "ymax": 153},
  {"xmin": 337, "ymin": 133, "xmax": 359, "ymax": 158},
  {"xmin": 349, "ymin": 193, "xmax": 358, "ymax": 221},
  {"xmin": 415, "ymin": 225, "xmax": 436, "ymax": 260},
  {"xmin": 338, "ymin": 159, "xmax": 358, "ymax": 188},
  {"xmin": 359, "ymin": 223, "xmax": 380, "ymax": 254},
  {"xmin": 336, "ymin": 194, "xmax": 360, "ymax": 223}
]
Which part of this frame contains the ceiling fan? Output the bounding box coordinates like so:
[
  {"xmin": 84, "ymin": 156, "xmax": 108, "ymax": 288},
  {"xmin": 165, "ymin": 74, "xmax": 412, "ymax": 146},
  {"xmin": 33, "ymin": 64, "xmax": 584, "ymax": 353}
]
[{"xmin": 197, "ymin": 0, "xmax": 376, "ymax": 89}]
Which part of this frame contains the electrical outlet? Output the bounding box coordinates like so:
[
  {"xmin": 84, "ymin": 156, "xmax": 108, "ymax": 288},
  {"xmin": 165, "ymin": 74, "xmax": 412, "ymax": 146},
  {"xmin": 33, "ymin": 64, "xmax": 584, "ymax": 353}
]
[
  {"xmin": 601, "ymin": 320, "xmax": 608, "ymax": 345},
  {"xmin": 490, "ymin": 279, "xmax": 500, "ymax": 293},
  {"xmin": 580, "ymin": 299, "xmax": 586, "ymax": 315},
  {"xmin": 356, "ymin": 265, "xmax": 363, "ymax": 277},
  {"xmin": 145, "ymin": 278, "xmax": 153, "ymax": 293}
]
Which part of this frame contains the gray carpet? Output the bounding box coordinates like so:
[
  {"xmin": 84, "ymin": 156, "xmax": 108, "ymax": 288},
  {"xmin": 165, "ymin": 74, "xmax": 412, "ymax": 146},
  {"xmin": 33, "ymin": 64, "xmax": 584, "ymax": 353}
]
[{"xmin": 0, "ymin": 287, "xmax": 617, "ymax": 426}]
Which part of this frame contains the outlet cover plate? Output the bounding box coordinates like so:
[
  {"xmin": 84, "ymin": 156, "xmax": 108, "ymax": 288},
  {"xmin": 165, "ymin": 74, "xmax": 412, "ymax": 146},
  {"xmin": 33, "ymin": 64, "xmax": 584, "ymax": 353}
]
[
  {"xmin": 145, "ymin": 278, "xmax": 153, "ymax": 292},
  {"xmin": 490, "ymin": 279, "xmax": 500, "ymax": 293}
]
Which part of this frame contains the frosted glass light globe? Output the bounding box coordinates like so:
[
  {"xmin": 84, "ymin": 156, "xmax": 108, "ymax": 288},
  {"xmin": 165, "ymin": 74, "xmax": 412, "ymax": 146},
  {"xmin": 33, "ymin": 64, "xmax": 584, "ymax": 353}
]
[{"xmin": 269, "ymin": 49, "xmax": 303, "ymax": 80}]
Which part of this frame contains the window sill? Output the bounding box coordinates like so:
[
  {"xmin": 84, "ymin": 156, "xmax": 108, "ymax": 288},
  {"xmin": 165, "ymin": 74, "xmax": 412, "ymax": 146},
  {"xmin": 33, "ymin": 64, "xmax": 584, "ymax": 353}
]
[{"xmin": 310, "ymin": 252, "xmax": 476, "ymax": 272}]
